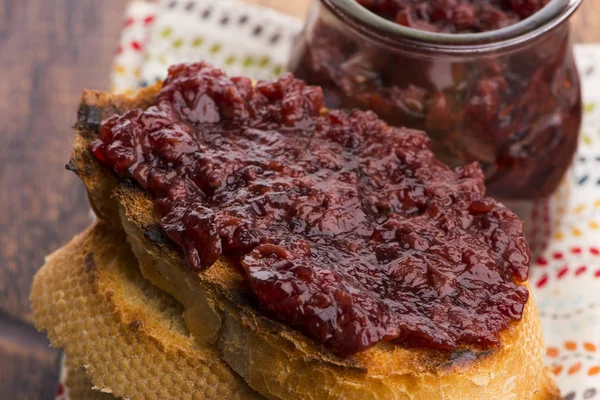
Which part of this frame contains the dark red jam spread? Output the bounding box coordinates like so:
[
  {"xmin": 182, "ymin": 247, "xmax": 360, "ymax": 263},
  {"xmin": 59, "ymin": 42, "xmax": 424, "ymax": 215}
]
[
  {"xmin": 91, "ymin": 63, "xmax": 530, "ymax": 356},
  {"xmin": 356, "ymin": 0, "xmax": 551, "ymax": 33}
]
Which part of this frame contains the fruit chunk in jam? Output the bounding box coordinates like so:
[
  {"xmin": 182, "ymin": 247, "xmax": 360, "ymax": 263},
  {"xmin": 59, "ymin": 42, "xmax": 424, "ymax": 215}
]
[{"xmin": 91, "ymin": 62, "xmax": 530, "ymax": 356}]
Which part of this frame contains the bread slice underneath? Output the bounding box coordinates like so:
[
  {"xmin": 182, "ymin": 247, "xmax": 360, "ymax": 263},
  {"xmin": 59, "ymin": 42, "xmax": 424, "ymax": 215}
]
[
  {"xmin": 69, "ymin": 85, "xmax": 560, "ymax": 400},
  {"xmin": 31, "ymin": 222, "xmax": 263, "ymax": 400}
]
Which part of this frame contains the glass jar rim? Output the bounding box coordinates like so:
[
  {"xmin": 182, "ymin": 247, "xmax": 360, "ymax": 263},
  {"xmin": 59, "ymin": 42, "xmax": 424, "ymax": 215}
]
[{"xmin": 323, "ymin": 0, "xmax": 582, "ymax": 51}]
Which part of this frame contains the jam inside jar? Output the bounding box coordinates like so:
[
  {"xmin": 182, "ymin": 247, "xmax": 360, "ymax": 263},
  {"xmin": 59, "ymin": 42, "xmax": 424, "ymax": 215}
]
[{"xmin": 289, "ymin": 0, "xmax": 582, "ymax": 201}]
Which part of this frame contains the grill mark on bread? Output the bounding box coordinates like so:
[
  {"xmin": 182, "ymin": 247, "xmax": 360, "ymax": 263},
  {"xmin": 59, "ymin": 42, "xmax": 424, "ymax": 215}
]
[
  {"xmin": 142, "ymin": 224, "xmax": 169, "ymax": 248},
  {"xmin": 77, "ymin": 103, "xmax": 102, "ymax": 132},
  {"xmin": 65, "ymin": 160, "xmax": 77, "ymax": 173},
  {"xmin": 84, "ymin": 252, "xmax": 96, "ymax": 272},
  {"xmin": 441, "ymin": 348, "xmax": 495, "ymax": 372},
  {"xmin": 129, "ymin": 319, "xmax": 143, "ymax": 333}
]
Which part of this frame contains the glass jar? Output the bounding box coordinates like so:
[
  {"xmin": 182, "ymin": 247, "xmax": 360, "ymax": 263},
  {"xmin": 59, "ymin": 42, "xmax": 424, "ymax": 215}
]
[{"xmin": 289, "ymin": 0, "xmax": 582, "ymax": 201}]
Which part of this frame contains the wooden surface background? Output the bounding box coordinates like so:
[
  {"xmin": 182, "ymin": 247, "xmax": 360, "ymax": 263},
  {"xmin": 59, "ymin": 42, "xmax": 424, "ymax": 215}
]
[{"xmin": 0, "ymin": 0, "xmax": 597, "ymax": 398}]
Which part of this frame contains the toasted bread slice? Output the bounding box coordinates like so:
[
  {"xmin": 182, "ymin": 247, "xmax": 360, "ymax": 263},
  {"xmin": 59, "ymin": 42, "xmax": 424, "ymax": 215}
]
[
  {"xmin": 68, "ymin": 85, "xmax": 560, "ymax": 400},
  {"xmin": 31, "ymin": 222, "xmax": 263, "ymax": 400}
]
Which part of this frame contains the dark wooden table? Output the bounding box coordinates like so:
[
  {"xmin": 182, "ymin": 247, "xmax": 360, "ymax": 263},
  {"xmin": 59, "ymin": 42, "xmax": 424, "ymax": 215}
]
[
  {"xmin": 0, "ymin": 0, "xmax": 598, "ymax": 398},
  {"xmin": 0, "ymin": 1, "xmax": 127, "ymax": 398}
]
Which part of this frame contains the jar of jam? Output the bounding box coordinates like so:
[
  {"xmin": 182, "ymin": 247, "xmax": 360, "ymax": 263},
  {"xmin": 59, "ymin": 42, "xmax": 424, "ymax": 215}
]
[{"xmin": 289, "ymin": 0, "xmax": 582, "ymax": 202}]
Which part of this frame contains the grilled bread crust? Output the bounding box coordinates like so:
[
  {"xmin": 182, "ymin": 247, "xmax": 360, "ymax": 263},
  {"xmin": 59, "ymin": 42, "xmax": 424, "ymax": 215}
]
[
  {"xmin": 31, "ymin": 222, "xmax": 263, "ymax": 400},
  {"xmin": 66, "ymin": 85, "xmax": 560, "ymax": 400}
]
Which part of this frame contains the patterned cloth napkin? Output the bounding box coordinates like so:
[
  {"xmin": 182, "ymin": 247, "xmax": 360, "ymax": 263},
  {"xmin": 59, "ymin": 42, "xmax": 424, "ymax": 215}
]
[
  {"xmin": 110, "ymin": 0, "xmax": 301, "ymax": 94},
  {"xmin": 58, "ymin": 1, "xmax": 600, "ymax": 398}
]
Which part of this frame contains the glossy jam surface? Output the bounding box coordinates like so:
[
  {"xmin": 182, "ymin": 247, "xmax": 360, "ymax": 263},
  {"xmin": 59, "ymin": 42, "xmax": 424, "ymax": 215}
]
[
  {"xmin": 356, "ymin": 0, "xmax": 550, "ymax": 33},
  {"xmin": 92, "ymin": 63, "xmax": 530, "ymax": 356}
]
